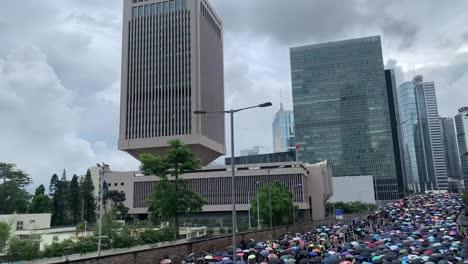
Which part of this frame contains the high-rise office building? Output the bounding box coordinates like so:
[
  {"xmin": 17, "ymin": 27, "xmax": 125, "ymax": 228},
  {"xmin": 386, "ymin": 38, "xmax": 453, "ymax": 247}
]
[
  {"xmin": 272, "ymin": 103, "xmax": 295, "ymax": 153},
  {"xmin": 398, "ymin": 80, "xmax": 425, "ymax": 191},
  {"xmin": 455, "ymin": 107, "xmax": 468, "ymax": 188},
  {"xmin": 441, "ymin": 117, "xmax": 463, "ymax": 179},
  {"xmin": 414, "ymin": 79, "xmax": 448, "ymax": 190},
  {"xmin": 290, "ymin": 36, "xmax": 404, "ymax": 203},
  {"xmin": 118, "ymin": 0, "xmax": 225, "ymax": 164},
  {"xmin": 398, "ymin": 76, "xmax": 449, "ymax": 191}
]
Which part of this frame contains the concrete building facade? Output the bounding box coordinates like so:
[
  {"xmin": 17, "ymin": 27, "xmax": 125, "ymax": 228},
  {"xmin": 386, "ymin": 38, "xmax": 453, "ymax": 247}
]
[
  {"xmin": 91, "ymin": 161, "xmax": 333, "ymax": 222},
  {"xmin": 290, "ymin": 36, "xmax": 404, "ymax": 203},
  {"xmin": 119, "ymin": 0, "xmax": 225, "ymax": 164},
  {"xmin": 455, "ymin": 107, "xmax": 468, "ymax": 188}
]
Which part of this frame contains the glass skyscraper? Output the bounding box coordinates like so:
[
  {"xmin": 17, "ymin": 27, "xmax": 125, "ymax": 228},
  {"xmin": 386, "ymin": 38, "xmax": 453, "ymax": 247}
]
[
  {"xmin": 441, "ymin": 117, "xmax": 463, "ymax": 191},
  {"xmin": 455, "ymin": 107, "xmax": 468, "ymax": 189},
  {"xmin": 272, "ymin": 103, "xmax": 295, "ymax": 153},
  {"xmin": 398, "ymin": 76, "xmax": 449, "ymax": 191},
  {"xmin": 290, "ymin": 36, "xmax": 404, "ymax": 202}
]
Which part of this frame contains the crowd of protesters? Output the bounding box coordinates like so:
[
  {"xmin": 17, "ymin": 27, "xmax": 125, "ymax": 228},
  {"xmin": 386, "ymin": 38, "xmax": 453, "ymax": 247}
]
[{"xmin": 162, "ymin": 193, "xmax": 466, "ymax": 264}]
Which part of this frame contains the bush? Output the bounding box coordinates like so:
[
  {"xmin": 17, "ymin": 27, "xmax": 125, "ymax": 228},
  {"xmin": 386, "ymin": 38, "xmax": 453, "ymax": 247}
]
[
  {"xmin": 207, "ymin": 228, "xmax": 214, "ymax": 235},
  {"xmin": 326, "ymin": 201, "xmax": 377, "ymax": 214},
  {"xmin": 227, "ymin": 227, "xmax": 233, "ymax": 234},
  {"xmin": 0, "ymin": 221, "xmax": 10, "ymax": 252},
  {"xmin": 219, "ymin": 227, "xmax": 226, "ymax": 234},
  {"xmin": 74, "ymin": 237, "xmax": 98, "ymax": 254},
  {"xmin": 7, "ymin": 238, "xmax": 41, "ymax": 261},
  {"xmin": 42, "ymin": 239, "xmax": 76, "ymax": 258},
  {"xmin": 112, "ymin": 225, "xmax": 138, "ymax": 248}
]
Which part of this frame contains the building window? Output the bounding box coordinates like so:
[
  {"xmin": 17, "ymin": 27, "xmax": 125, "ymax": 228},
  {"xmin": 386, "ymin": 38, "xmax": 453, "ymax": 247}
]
[
  {"xmin": 150, "ymin": 3, "xmax": 155, "ymax": 14},
  {"xmin": 157, "ymin": 2, "xmax": 162, "ymax": 14},
  {"xmin": 169, "ymin": 0, "xmax": 175, "ymax": 12},
  {"xmin": 114, "ymin": 183, "xmax": 118, "ymax": 186},
  {"xmin": 108, "ymin": 183, "xmax": 111, "ymax": 187},
  {"xmin": 121, "ymin": 182, "xmax": 124, "ymax": 186},
  {"xmin": 132, "ymin": 7, "xmax": 138, "ymax": 18},
  {"xmin": 16, "ymin": 221, "xmax": 24, "ymax": 230},
  {"xmin": 144, "ymin": 4, "xmax": 149, "ymax": 16},
  {"xmin": 163, "ymin": 1, "xmax": 169, "ymax": 13},
  {"xmin": 29, "ymin": 220, "xmax": 35, "ymax": 224},
  {"xmin": 138, "ymin": 6, "xmax": 143, "ymax": 17}
]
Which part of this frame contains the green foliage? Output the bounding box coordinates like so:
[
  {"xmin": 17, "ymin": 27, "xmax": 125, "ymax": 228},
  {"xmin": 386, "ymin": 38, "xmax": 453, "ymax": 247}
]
[
  {"xmin": 81, "ymin": 169, "xmax": 96, "ymax": 223},
  {"xmin": 6, "ymin": 238, "xmax": 41, "ymax": 261},
  {"xmin": 0, "ymin": 221, "xmax": 10, "ymax": 252},
  {"xmin": 29, "ymin": 184, "xmax": 52, "ymax": 213},
  {"xmin": 219, "ymin": 227, "xmax": 226, "ymax": 234},
  {"xmin": 51, "ymin": 172, "xmax": 70, "ymax": 226},
  {"xmin": 227, "ymin": 226, "xmax": 233, "ymax": 234},
  {"xmin": 111, "ymin": 225, "xmax": 137, "ymax": 248},
  {"xmin": 326, "ymin": 201, "xmax": 378, "ymax": 214},
  {"xmin": 42, "ymin": 237, "xmax": 98, "ymax": 258},
  {"xmin": 207, "ymin": 228, "xmax": 214, "ymax": 235},
  {"xmin": 462, "ymin": 191, "xmax": 468, "ymax": 206},
  {"xmin": 105, "ymin": 190, "xmax": 129, "ymax": 217},
  {"xmin": 0, "ymin": 163, "xmax": 32, "ymax": 214},
  {"xmin": 139, "ymin": 228, "xmax": 177, "ymax": 244},
  {"xmin": 69, "ymin": 175, "xmax": 81, "ymax": 225},
  {"xmin": 250, "ymin": 182, "xmax": 295, "ymax": 228},
  {"xmin": 141, "ymin": 139, "xmax": 204, "ymax": 238},
  {"xmin": 74, "ymin": 237, "xmax": 98, "ymax": 254},
  {"xmin": 42, "ymin": 238, "xmax": 76, "ymax": 258}
]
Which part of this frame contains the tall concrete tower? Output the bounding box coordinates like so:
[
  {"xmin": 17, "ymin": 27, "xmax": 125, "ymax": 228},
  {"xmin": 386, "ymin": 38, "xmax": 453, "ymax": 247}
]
[{"xmin": 119, "ymin": 0, "xmax": 225, "ymax": 164}]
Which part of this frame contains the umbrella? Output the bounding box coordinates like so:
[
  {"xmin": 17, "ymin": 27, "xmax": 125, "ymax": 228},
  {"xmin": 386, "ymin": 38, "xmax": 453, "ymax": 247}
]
[
  {"xmin": 160, "ymin": 260, "xmax": 172, "ymax": 264},
  {"xmin": 268, "ymin": 253, "xmax": 278, "ymax": 259},
  {"xmin": 204, "ymin": 255, "xmax": 214, "ymax": 260}
]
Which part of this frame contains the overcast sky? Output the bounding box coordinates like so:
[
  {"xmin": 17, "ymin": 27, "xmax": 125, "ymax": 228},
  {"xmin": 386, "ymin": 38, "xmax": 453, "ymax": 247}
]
[{"xmin": 1, "ymin": 0, "xmax": 467, "ymax": 189}]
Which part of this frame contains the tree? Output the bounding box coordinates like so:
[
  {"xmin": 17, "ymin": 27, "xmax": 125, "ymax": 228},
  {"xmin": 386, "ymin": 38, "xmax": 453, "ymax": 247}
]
[
  {"xmin": 141, "ymin": 139, "xmax": 205, "ymax": 238},
  {"xmin": 50, "ymin": 172, "xmax": 70, "ymax": 226},
  {"xmin": 0, "ymin": 163, "xmax": 32, "ymax": 214},
  {"xmin": 250, "ymin": 182, "xmax": 295, "ymax": 227},
  {"xmin": 6, "ymin": 238, "xmax": 41, "ymax": 261},
  {"xmin": 29, "ymin": 185, "xmax": 52, "ymax": 213},
  {"xmin": 69, "ymin": 175, "xmax": 81, "ymax": 225},
  {"xmin": 81, "ymin": 169, "xmax": 96, "ymax": 223},
  {"xmin": 0, "ymin": 221, "xmax": 10, "ymax": 252},
  {"xmin": 105, "ymin": 190, "xmax": 129, "ymax": 217}
]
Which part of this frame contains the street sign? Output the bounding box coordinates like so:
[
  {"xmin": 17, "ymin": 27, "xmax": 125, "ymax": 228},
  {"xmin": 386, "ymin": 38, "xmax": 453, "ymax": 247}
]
[{"xmin": 336, "ymin": 208, "xmax": 344, "ymax": 220}]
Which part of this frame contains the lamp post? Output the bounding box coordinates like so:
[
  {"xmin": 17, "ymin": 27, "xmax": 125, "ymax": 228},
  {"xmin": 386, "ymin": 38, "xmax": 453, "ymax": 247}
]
[
  {"xmin": 256, "ymin": 181, "xmax": 260, "ymax": 230},
  {"xmin": 96, "ymin": 162, "xmax": 108, "ymax": 257},
  {"xmin": 292, "ymin": 184, "xmax": 302, "ymax": 234},
  {"xmin": 247, "ymin": 192, "xmax": 251, "ymax": 230},
  {"xmin": 194, "ymin": 102, "xmax": 272, "ymax": 264},
  {"xmin": 266, "ymin": 166, "xmax": 285, "ymax": 231}
]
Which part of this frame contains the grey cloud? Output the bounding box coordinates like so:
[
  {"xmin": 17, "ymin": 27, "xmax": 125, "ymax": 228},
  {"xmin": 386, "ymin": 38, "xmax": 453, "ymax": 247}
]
[{"xmin": 381, "ymin": 18, "xmax": 419, "ymax": 50}]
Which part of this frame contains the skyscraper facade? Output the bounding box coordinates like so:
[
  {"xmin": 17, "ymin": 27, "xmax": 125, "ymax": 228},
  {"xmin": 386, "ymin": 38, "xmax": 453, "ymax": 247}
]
[
  {"xmin": 398, "ymin": 80, "xmax": 425, "ymax": 191},
  {"xmin": 455, "ymin": 107, "xmax": 468, "ymax": 188},
  {"xmin": 398, "ymin": 76, "xmax": 449, "ymax": 191},
  {"xmin": 414, "ymin": 80, "xmax": 449, "ymax": 190},
  {"xmin": 290, "ymin": 36, "xmax": 404, "ymax": 202},
  {"xmin": 118, "ymin": 0, "xmax": 225, "ymax": 164},
  {"xmin": 440, "ymin": 117, "xmax": 463, "ymax": 180},
  {"xmin": 272, "ymin": 103, "xmax": 295, "ymax": 153}
]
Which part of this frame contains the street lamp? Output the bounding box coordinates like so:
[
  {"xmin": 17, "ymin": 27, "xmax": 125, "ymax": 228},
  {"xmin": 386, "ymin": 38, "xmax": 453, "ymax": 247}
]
[
  {"xmin": 266, "ymin": 166, "xmax": 285, "ymax": 231},
  {"xmin": 96, "ymin": 162, "xmax": 108, "ymax": 257},
  {"xmin": 194, "ymin": 102, "xmax": 272, "ymax": 264},
  {"xmin": 292, "ymin": 184, "xmax": 303, "ymax": 234},
  {"xmin": 256, "ymin": 181, "xmax": 260, "ymax": 230}
]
